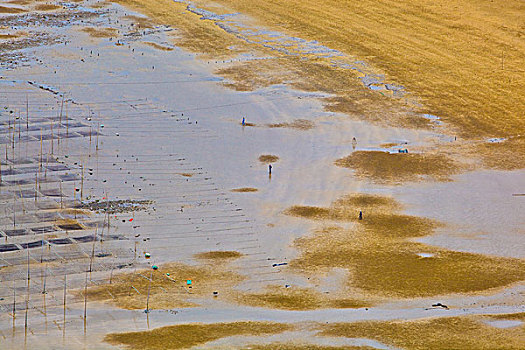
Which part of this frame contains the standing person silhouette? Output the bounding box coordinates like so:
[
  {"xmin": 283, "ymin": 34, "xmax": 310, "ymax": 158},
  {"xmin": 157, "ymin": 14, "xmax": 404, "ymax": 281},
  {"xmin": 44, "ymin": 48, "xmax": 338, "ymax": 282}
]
[{"xmin": 268, "ymin": 164, "xmax": 272, "ymax": 175}]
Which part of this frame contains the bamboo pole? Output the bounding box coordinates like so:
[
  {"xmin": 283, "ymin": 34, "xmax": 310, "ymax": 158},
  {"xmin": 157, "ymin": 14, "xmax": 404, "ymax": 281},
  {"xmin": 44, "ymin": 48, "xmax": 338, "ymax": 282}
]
[
  {"xmin": 96, "ymin": 124, "xmax": 99, "ymax": 151},
  {"xmin": 26, "ymin": 95, "xmax": 29, "ymax": 130},
  {"xmin": 11, "ymin": 115, "xmax": 15, "ymax": 160},
  {"xmin": 25, "ymin": 249, "xmax": 30, "ymax": 332},
  {"xmin": 145, "ymin": 270, "xmax": 153, "ymax": 313},
  {"xmin": 34, "ymin": 172, "xmax": 37, "ymax": 203},
  {"xmin": 106, "ymin": 193, "xmax": 110, "ymax": 232},
  {"xmin": 50, "ymin": 119, "xmax": 54, "ymax": 155},
  {"xmin": 39, "ymin": 128, "xmax": 43, "ymax": 173},
  {"xmin": 18, "ymin": 184, "xmax": 26, "ymax": 214},
  {"xmin": 59, "ymin": 181, "xmax": 63, "ymax": 209},
  {"xmin": 83, "ymin": 270, "xmax": 88, "ymax": 332},
  {"xmin": 13, "ymin": 193, "xmax": 16, "ymax": 229},
  {"xmin": 12, "ymin": 279, "xmax": 16, "ymax": 320},
  {"xmin": 65, "ymin": 101, "xmax": 69, "ymax": 137},
  {"xmin": 40, "ymin": 234, "xmax": 45, "ymax": 263},
  {"xmin": 42, "ymin": 263, "xmax": 47, "ymax": 294},
  {"xmin": 62, "ymin": 274, "xmax": 66, "ymax": 334},
  {"xmin": 80, "ymin": 162, "xmax": 84, "ymax": 201},
  {"xmin": 89, "ymin": 226, "xmax": 97, "ymax": 277},
  {"xmin": 58, "ymin": 95, "xmax": 64, "ymax": 149},
  {"xmin": 44, "ymin": 152, "xmax": 48, "ymax": 179}
]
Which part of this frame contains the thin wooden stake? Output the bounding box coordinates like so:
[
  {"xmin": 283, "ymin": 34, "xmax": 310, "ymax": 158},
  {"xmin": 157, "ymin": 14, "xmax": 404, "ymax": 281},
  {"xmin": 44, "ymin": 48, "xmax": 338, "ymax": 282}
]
[
  {"xmin": 80, "ymin": 163, "xmax": 84, "ymax": 201},
  {"xmin": 50, "ymin": 120, "xmax": 54, "ymax": 155},
  {"xmin": 26, "ymin": 95, "xmax": 29, "ymax": 130},
  {"xmin": 59, "ymin": 181, "xmax": 63, "ymax": 208},
  {"xmin": 18, "ymin": 184, "xmax": 26, "ymax": 214},
  {"xmin": 63, "ymin": 275, "xmax": 67, "ymax": 320},
  {"xmin": 106, "ymin": 193, "xmax": 110, "ymax": 232},
  {"xmin": 12, "ymin": 279, "xmax": 16, "ymax": 319},
  {"xmin": 34, "ymin": 172, "xmax": 38, "ymax": 203},
  {"xmin": 65, "ymin": 101, "xmax": 68, "ymax": 135},
  {"xmin": 89, "ymin": 226, "xmax": 97, "ymax": 277},
  {"xmin": 39, "ymin": 128, "xmax": 43, "ymax": 173},
  {"xmin": 83, "ymin": 270, "xmax": 88, "ymax": 332},
  {"xmin": 25, "ymin": 249, "xmax": 30, "ymax": 332},
  {"xmin": 13, "ymin": 193, "xmax": 16, "ymax": 229},
  {"xmin": 42, "ymin": 263, "xmax": 47, "ymax": 294},
  {"xmin": 58, "ymin": 95, "xmax": 64, "ymax": 148},
  {"xmin": 145, "ymin": 270, "xmax": 153, "ymax": 313},
  {"xmin": 45, "ymin": 152, "xmax": 48, "ymax": 179},
  {"xmin": 96, "ymin": 123, "xmax": 100, "ymax": 151}
]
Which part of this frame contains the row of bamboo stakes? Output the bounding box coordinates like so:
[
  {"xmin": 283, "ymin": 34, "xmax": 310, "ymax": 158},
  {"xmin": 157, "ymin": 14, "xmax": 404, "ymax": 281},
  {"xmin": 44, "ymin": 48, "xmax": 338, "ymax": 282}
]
[
  {"xmin": 2, "ymin": 95, "xmax": 103, "ymax": 229},
  {"xmin": 2, "ymin": 94, "xmax": 105, "ymax": 340}
]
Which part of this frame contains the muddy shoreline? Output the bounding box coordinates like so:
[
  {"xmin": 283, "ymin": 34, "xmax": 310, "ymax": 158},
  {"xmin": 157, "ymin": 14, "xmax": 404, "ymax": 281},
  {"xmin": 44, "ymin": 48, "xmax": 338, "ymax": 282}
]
[{"xmin": 0, "ymin": 0, "xmax": 523, "ymax": 349}]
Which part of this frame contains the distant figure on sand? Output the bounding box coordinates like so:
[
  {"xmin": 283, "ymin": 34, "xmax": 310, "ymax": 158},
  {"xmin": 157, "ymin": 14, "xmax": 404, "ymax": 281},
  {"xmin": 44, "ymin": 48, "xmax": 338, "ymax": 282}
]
[
  {"xmin": 359, "ymin": 211, "xmax": 363, "ymax": 220},
  {"xmin": 352, "ymin": 137, "xmax": 357, "ymax": 150},
  {"xmin": 242, "ymin": 117, "xmax": 245, "ymax": 126},
  {"xmin": 268, "ymin": 164, "xmax": 272, "ymax": 175}
]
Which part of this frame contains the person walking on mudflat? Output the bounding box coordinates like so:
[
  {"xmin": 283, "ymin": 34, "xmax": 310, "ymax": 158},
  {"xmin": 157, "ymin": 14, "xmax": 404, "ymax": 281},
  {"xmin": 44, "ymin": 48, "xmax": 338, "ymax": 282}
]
[{"xmin": 268, "ymin": 164, "xmax": 272, "ymax": 175}]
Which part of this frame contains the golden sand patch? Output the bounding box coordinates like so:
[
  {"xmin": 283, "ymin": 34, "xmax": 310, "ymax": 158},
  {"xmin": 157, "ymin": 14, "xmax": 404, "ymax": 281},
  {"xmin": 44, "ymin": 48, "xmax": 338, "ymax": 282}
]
[
  {"xmin": 0, "ymin": 5, "xmax": 26, "ymax": 13},
  {"xmin": 285, "ymin": 193, "xmax": 400, "ymax": 222},
  {"xmin": 320, "ymin": 313, "xmax": 525, "ymax": 350},
  {"xmin": 0, "ymin": 32, "xmax": 24, "ymax": 40},
  {"xmin": 379, "ymin": 143, "xmax": 400, "ymax": 149},
  {"xmin": 194, "ymin": 0, "xmax": 525, "ymax": 139},
  {"xmin": 217, "ymin": 57, "xmax": 418, "ymax": 130},
  {"xmin": 217, "ymin": 60, "xmax": 290, "ymax": 91},
  {"xmin": 472, "ymin": 137, "xmax": 525, "ymax": 171},
  {"xmin": 267, "ymin": 119, "xmax": 315, "ymax": 130},
  {"xmin": 258, "ymin": 154, "xmax": 279, "ymax": 163},
  {"xmin": 85, "ymin": 262, "xmax": 244, "ymax": 309},
  {"xmin": 123, "ymin": 14, "xmax": 155, "ymax": 29},
  {"xmin": 335, "ymin": 151, "xmax": 459, "ymax": 183},
  {"xmin": 49, "ymin": 49, "xmax": 81, "ymax": 60},
  {"xmin": 6, "ymin": 0, "xmax": 30, "ymax": 5},
  {"xmin": 90, "ymin": 1, "xmax": 110, "ymax": 9},
  {"xmin": 105, "ymin": 322, "xmax": 293, "ymax": 350},
  {"xmin": 194, "ymin": 250, "xmax": 243, "ymax": 261},
  {"xmin": 489, "ymin": 312, "xmax": 525, "ymax": 321},
  {"xmin": 112, "ymin": 0, "xmax": 251, "ymax": 58},
  {"xmin": 231, "ymin": 187, "xmax": 258, "ymax": 192},
  {"xmin": 176, "ymin": 172, "xmax": 193, "ymax": 177},
  {"xmin": 34, "ymin": 4, "xmax": 60, "ymax": 11},
  {"xmin": 58, "ymin": 208, "xmax": 92, "ymax": 216},
  {"xmin": 249, "ymin": 345, "xmax": 375, "ymax": 350},
  {"xmin": 143, "ymin": 41, "xmax": 174, "ymax": 51},
  {"xmin": 286, "ymin": 195, "xmax": 525, "ymax": 297},
  {"xmin": 112, "ymin": 0, "xmax": 524, "ymax": 170},
  {"xmin": 81, "ymin": 27, "xmax": 118, "ymax": 38},
  {"xmin": 295, "ymin": 230, "xmax": 524, "ymax": 297},
  {"xmin": 238, "ymin": 285, "xmax": 368, "ymax": 311}
]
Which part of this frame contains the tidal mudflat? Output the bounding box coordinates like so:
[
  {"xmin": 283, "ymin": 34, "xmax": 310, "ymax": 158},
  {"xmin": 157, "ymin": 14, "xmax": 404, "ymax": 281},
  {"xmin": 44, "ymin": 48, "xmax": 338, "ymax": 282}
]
[{"xmin": 0, "ymin": 0, "xmax": 523, "ymax": 349}]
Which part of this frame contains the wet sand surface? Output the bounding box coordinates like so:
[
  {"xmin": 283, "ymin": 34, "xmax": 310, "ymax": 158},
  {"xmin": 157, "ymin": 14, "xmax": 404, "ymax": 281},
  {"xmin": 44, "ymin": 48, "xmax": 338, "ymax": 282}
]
[{"xmin": 0, "ymin": 0, "xmax": 524, "ymax": 349}]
